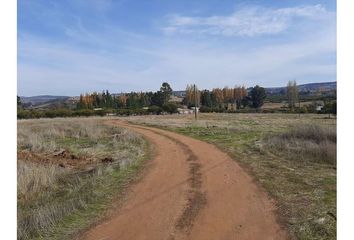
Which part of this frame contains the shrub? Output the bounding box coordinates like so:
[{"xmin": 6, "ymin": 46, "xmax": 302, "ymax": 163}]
[
  {"xmin": 199, "ymin": 106, "xmax": 211, "ymax": 112},
  {"xmin": 74, "ymin": 109, "xmax": 95, "ymax": 117},
  {"xmin": 18, "ymin": 110, "xmax": 30, "ymax": 119},
  {"xmin": 148, "ymin": 105, "xmax": 163, "ymax": 115},
  {"xmin": 162, "ymin": 103, "xmax": 178, "ymax": 114}
]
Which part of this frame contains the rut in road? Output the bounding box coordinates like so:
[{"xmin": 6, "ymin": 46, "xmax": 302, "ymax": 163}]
[{"xmin": 82, "ymin": 120, "xmax": 288, "ymax": 240}]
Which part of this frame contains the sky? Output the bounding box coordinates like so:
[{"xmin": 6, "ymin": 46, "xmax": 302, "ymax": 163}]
[{"xmin": 18, "ymin": 0, "xmax": 336, "ymax": 96}]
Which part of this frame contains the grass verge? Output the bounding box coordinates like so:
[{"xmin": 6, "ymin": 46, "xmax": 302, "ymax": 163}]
[{"xmin": 17, "ymin": 118, "xmax": 152, "ymax": 240}]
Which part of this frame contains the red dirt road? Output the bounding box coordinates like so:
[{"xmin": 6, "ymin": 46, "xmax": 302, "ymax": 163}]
[{"xmin": 82, "ymin": 120, "xmax": 288, "ymax": 240}]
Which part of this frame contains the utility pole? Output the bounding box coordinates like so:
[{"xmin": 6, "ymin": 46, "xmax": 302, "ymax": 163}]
[
  {"xmin": 298, "ymin": 97, "xmax": 301, "ymax": 118},
  {"xmin": 194, "ymin": 84, "xmax": 197, "ymax": 120}
]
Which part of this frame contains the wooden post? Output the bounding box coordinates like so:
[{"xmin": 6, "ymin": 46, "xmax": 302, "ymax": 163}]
[{"xmin": 194, "ymin": 84, "xmax": 197, "ymax": 120}]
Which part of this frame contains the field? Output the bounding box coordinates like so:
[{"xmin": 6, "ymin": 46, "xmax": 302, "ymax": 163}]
[
  {"xmin": 17, "ymin": 118, "xmax": 150, "ymax": 240},
  {"xmin": 124, "ymin": 113, "xmax": 336, "ymax": 240},
  {"xmin": 17, "ymin": 113, "xmax": 336, "ymax": 240}
]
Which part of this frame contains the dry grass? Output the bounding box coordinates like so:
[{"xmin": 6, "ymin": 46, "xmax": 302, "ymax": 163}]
[
  {"xmin": 265, "ymin": 124, "xmax": 336, "ymax": 165},
  {"xmin": 17, "ymin": 161, "xmax": 68, "ymax": 202},
  {"xmin": 124, "ymin": 113, "xmax": 336, "ymax": 240},
  {"xmin": 17, "ymin": 117, "xmax": 148, "ymax": 240},
  {"xmin": 18, "ymin": 118, "xmax": 143, "ymax": 160}
]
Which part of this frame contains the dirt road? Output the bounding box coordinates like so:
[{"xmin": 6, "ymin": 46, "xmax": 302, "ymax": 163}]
[{"xmin": 83, "ymin": 120, "xmax": 287, "ymax": 240}]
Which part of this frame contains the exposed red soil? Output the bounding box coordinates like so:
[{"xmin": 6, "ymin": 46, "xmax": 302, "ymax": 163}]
[
  {"xmin": 82, "ymin": 120, "xmax": 288, "ymax": 240},
  {"xmin": 17, "ymin": 150, "xmax": 96, "ymax": 169}
]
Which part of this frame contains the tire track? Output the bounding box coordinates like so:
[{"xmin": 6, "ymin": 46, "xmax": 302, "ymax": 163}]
[
  {"xmin": 83, "ymin": 120, "xmax": 289, "ymax": 240},
  {"xmin": 141, "ymin": 128, "xmax": 207, "ymax": 233}
]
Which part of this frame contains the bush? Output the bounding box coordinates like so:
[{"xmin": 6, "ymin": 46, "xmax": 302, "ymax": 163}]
[
  {"xmin": 199, "ymin": 106, "xmax": 211, "ymax": 112},
  {"xmin": 17, "ymin": 110, "xmax": 31, "ymax": 119},
  {"xmin": 74, "ymin": 109, "xmax": 95, "ymax": 117},
  {"xmin": 162, "ymin": 103, "xmax": 178, "ymax": 114},
  {"xmin": 148, "ymin": 105, "xmax": 163, "ymax": 115},
  {"xmin": 18, "ymin": 110, "xmax": 45, "ymax": 119}
]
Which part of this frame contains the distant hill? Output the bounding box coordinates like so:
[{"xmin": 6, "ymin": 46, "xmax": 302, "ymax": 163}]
[
  {"xmin": 265, "ymin": 81, "xmax": 336, "ymax": 95},
  {"xmin": 20, "ymin": 95, "xmax": 69, "ymax": 105},
  {"xmin": 19, "ymin": 95, "xmax": 78, "ymax": 109},
  {"xmin": 172, "ymin": 82, "xmax": 336, "ymax": 96}
]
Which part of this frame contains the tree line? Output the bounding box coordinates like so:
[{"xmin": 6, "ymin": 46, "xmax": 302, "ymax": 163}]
[
  {"xmin": 17, "ymin": 80, "xmax": 336, "ymax": 119},
  {"xmin": 184, "ymin": 84, "xmax": 266, "ymax": 111},
  {"xmin": 76, "ymin": 83, "xmax": 267, "ymax": 111},
  {"xmin": 77, "ymin": 82, "xmax": 175, "ymax": 111}
]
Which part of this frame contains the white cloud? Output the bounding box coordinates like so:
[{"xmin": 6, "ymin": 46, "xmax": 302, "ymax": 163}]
[
  {"xmin": 163, "ymin": 4, "xmax": 332, "ymax": 37},
  {"xmin": 18, "ymin": 23, "xmax": 335, "ymax": 96},
  {"xmin": 17, "ymin": 4, "xmax": 336, "ymax": 96}
]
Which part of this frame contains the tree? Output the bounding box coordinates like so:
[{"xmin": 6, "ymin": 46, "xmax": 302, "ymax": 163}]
[
  {"xmin": 126, "ymin": 92, "xmax": 142, "ymax": 109},
  {"xmin": 77, "ymin": 94, "xmax": 85, "ymax": 109},
  {"xmin": 160, "ymin": 82, "xmax": 172, "ymax": 104},
  {"xmin": 139, "ymin": 92, "xmax": 152, "ymax": 107},
  {"xmin": 162, "ymin": 102, "xmax": 178, "ymax": 114},
  {"xmin": 105, "ymin": 90, "xmax": 113, "ymax": 108},
  {"xmin": 118, "ymin": 95, "xmax": 128, "ymax": 108},
  {"xmin": 184, "ymin": 84, "xmax": 193, "ymax": 107},
  {"xmin": 201, "ymin": 90, "xmax": 212, "ymax": 107},
  {"xmin": 17, "ymin": 96, "xmax": 22, "ymax": 109},
  {"xmin": 233, "ymin": 85, "xmax": 248, "ymax": 109},
  {"xmin": 323, "ymin": 100, "xmax": 337, "ymax": 116},
  {"xmin": 249, "ymin": 85, "xmax": 266, "ymax": 109},
  {"xmin": 212, "ymin": 88, "xmax": 224, "ymax": 108},
  {"xmin": 222, "ymin": 87, "xmax": 233, "ymax": 103},
  {"xmin": 152, "ymin": 82, "xmax": 173, "ymax": 107},
  {"xmin": 161, "ymin": 82, "xmax": 172, "ymax": 93},
  {"xmin": 287, "ymin": 80, "xmax": 298, "ymax": 110},
  {"xmin": 151, "ymin": 91, "xmax": 165, "ymax": 107},
  {"xmin": 241, "ymin": 95, "xmax": 252, "ymax": 108},
  {"xmin": 184, "ymin": 84, "xmax": 200, "ymax": 107},
  {"xmin": 332, "ymin": 100, "xmax": 337, "ymax": 115}
]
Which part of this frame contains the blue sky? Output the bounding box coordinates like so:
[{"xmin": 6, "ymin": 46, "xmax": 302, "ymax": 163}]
[{"xmin": 18, "ymin": 0, "xmax": 336, "ymax": 96}]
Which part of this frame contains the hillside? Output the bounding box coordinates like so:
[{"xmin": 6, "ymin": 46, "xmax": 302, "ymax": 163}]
[
  {"xmin": 20, "ymin": 95, "xmax": 77, "ymax": 109},
  {"xmin": 266, "ymin": 81, "xmax": 336, "ymax": 95}
]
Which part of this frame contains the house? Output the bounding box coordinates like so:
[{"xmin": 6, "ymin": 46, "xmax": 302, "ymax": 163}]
[
  {"xmin": 177, "ymin": 108, "xmax": 194, "ymax": 114},
  {"xmin": 313, "ymin": 101, "xmax": 324, "ymax": 111},
  {"xmin": 316, "ymin": 105, "xmax": 324, "ymax": 111}
]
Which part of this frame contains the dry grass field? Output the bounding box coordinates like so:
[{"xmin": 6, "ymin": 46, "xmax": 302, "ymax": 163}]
[
  {"xmin": 17, "ymin": 118, "xmax": 150, "ymax": 240},
  {"xmin": 124, "ymin": 113, "xmax": 336, "ymax": 240},
  {"xmin": 17, "ymin": 114, "xmax": 336, "ymax": 239}
]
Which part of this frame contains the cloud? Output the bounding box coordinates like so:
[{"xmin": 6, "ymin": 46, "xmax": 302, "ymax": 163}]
[
  {"xmin": 18, "ymin": 22, "xmax": 335, "ymax": 96},
  {"xmin": 17, "ymin": 3, "xmax": 336, "ymax": 96},
  {"xmin": 163, "ymin": 4, "xmax": 332, "ymax": 37}
]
